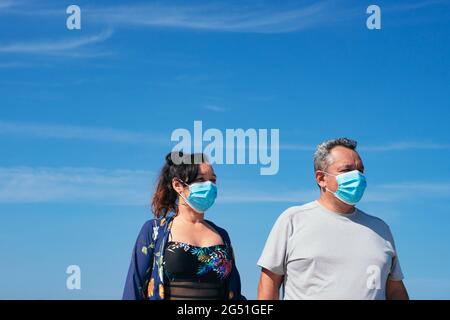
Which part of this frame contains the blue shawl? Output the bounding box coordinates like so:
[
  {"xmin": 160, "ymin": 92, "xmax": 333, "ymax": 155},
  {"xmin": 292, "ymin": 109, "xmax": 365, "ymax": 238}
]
[{"xmin": 122, "ymin": 214, "xmax": 245, "ymax": 300}]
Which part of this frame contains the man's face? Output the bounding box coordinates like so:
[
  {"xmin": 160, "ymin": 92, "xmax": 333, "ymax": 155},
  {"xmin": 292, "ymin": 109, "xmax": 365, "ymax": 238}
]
[{"xmin": 320, "ymin": 146, "xmax": 365, "ymax": 193}]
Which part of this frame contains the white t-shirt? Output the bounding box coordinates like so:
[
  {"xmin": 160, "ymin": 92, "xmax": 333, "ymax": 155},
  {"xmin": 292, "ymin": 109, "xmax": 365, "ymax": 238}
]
[{"xmin": 257, "ymin": 201, "xmax": 404, "ymax": 300}]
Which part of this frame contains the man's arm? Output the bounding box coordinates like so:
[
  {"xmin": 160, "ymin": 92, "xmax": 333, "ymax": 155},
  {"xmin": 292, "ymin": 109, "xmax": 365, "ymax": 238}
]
[
  {"xmin": 257, "ymin": 268, "xmax": 284, "ymax": 300},
  {"xmin": 386, "ymin": 280, "xmax": 409, "ymax": 300}
]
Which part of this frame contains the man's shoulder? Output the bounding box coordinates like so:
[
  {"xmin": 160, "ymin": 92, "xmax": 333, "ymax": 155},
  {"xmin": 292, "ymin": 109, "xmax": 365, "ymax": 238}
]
[
  {"xmin": 278, "ymin": 201, "xmax": 321, "ymax": 222},
  {"xmin": 356, "ymin": 208, "xmax": 392, "ymax": 232}
]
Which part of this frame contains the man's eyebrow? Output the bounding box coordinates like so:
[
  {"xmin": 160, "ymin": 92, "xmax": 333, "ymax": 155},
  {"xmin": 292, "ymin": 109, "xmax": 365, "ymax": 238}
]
[{"xmin": 337, "ymin": 164, "xmax": 354, "ymax": 170}]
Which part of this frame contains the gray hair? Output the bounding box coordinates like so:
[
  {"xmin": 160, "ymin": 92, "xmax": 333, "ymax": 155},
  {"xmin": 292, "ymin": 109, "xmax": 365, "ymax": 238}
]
[{"xmin": 314, "ymin": 138, "xmax": 358, "ymax": 171}]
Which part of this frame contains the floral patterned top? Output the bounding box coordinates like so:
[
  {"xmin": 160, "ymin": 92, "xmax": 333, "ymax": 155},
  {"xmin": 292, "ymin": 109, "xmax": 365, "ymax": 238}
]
[
  {"xmin": 163, "ymin": 241, "xmax": 233, "ymax": 299},
  {"xmin": 122, "ymin": 214, "xmax": 245, "ymax": 300},
  {"xmin": 164, "ymin": 241, "xmax": 233, "ymax": 281}
]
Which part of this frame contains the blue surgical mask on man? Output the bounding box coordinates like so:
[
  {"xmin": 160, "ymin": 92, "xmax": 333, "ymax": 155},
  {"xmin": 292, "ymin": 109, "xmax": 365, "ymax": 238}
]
[
  {"xmin": 323, "ymin": 170, "xmax": 367, "ymax": 206},
  {"xmin": 178, "ymin": 180, "xmax": 218, "ymax": 213}
]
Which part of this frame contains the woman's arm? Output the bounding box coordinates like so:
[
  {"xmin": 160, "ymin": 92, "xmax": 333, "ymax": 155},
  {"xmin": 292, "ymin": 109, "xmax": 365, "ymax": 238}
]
[{"xmin": 122, "ymin": 220, "xmax": 155, "ymax": 300}]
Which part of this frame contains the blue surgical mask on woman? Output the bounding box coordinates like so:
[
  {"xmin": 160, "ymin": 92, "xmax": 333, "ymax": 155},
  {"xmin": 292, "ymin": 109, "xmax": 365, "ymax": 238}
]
[
  {"xmin": 323, "ymin": 170, "xmax": 367, "ymax": 206},
  {"xmin": 178, "ymin": 180, "xmax": 218, "ymax": 213}
]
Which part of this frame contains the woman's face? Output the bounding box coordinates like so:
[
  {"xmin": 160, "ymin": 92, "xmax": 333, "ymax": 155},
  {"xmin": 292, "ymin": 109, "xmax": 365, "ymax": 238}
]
[
  {"xmin": 173, "ymin": 162, "xmax": 217, "ymax": 198},
  {"xmin": 192, "ymin": 163, "xmax": 217, "ymax": 184}
]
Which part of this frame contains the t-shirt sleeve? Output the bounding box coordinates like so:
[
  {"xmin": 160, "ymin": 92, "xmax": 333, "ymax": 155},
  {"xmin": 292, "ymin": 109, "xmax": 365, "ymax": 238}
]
[
  {"xmin": 387, "ymin": 227, "xmax": 404, "ymax": 281},
  {"xmin": 257, "ymin": 210, "xmax": 293, "ymax": 276}
]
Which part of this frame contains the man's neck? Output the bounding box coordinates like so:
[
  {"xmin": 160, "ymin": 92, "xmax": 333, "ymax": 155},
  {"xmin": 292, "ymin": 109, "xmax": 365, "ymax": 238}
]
[{"xmin": 318, "ymin": 194, "xmax": 355, "ymax": 214}]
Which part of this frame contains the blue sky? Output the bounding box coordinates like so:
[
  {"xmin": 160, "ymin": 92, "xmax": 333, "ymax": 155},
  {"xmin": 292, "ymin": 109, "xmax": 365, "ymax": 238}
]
[{"xmin": 0, "ymin": 0, "xmax": 450, "ymax": 299}]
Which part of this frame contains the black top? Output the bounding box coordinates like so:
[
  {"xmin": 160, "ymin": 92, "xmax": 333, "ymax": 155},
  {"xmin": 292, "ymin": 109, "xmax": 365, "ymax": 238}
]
[{"xmin": 163, "ymin": 241, "xmax": 233, "ymax": 300}]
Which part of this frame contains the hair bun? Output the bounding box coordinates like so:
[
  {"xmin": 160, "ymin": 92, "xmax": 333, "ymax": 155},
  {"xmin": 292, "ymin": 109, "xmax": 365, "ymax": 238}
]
[
  {"xmin": 165, "ymin": 151, "xmax": 184, "ymax": 166},
  {"xmin": 165, "ymin": 153, "xmax": 173, "ymax": 165}
]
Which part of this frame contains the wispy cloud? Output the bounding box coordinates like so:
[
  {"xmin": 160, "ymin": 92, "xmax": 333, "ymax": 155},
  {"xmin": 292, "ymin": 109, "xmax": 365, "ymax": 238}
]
[
  {"xmin": 0, "ymin": 166, "xmax": 312, "ymax": 205},
  {"xmin": 359, "ymin": 142, "xmax": 450, "ymax": 152},
  {"xmin": 2, "ymin": 1, "xmax": 448, "ymax": 34},
  {"xmin": 0, "ymin": 166, "xmax": 302, "ymax": 205},
  {"xmin": 280, "ymin": 143, "xmax": 315, "ymax": 151},
  {"xmin": 0, "ymin": 167, "xmax": 154, "ymax": 205},
  {"xmin": 0, "ymin": 62, "xmax": 32, "ymax": 68},
  {"xmin": 221, "ymin": 181, "xmax": 450, "ymax": 204},
  {"xmin": 0, "ymin": 121, "xmax": 166, "ymax": 145},
  {"xmin": 359, "ymin": 181, "xmax": 450, "ymax": 203},
  {"xmin": 204, "ymin": 105, "xmax": 227, "ymax": 113},
  {"xmin": 281, "ymin": 142, "xmax": 450, "ymax": 152},
  {"xmin": 0, "ymin": 0, "xmax": 17, "ymax": 11},
  {"xmin": 1, "ymin": 165, "xmax": 449, "ymax": 205},
  {"xmin": 0, "ymin": 29, "xmax": 113, "ymax": 57},
  {"xmin": 373, "ymin": 181, "xmax": 450, "ymax": 197},
  {"xmin": 0, "ymin": 167, "xmax": 306, "ymax": 206},
  {"xmin": 1, "ymin": 121, "xmax": 449, "ymax": 154},
  {"xmin": 387, "ymin": 0, "xmax": 450, "ymax": 12},
  {"xmin": 87, "ymin": 1, "xmax": 337, "ymax": 34},
  {"xmin": 84, "ymin": 0, "xmax": 450, "ymax": 34}
]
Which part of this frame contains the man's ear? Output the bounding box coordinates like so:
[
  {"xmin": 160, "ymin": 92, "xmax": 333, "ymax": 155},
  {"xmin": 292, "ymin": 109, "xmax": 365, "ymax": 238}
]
[
  {"xmin": 315, "ymin": 171, "xmax": 326, "ymax": 189},
  {"xmin": 172, "ymin": 178, "xmax": 184, "ymax": 195}
]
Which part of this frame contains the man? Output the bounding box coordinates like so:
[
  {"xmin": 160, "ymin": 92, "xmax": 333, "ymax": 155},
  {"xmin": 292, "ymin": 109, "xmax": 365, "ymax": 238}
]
[{"xmin": 257, "ymin": 138, "xmax": 409, "ymax": 300}]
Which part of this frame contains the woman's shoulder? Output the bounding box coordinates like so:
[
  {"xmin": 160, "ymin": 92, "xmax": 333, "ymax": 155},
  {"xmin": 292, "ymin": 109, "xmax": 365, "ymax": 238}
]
[
  {"xmin": 138, "ymin": 215, "xmax": 173, "ymax": 235},
  {"xmin": 143, "ymin": 214, "xmax": 174, "ymax": 227},
  {"xmin": 204, "ymin": 219, "xmax": 231, "ymax": 243}
]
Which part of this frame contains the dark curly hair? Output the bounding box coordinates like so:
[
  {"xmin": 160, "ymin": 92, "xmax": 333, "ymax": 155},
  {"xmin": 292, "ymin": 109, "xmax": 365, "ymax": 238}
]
[{"xmin": 151, "ymin": 151, "xmax": 208, "ymax": 218}]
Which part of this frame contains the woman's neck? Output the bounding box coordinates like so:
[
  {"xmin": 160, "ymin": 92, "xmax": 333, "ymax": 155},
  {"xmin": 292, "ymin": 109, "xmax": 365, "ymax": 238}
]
[{"xmin": 176, "ymin": 205, "xmax": 205, "ymax": 224}]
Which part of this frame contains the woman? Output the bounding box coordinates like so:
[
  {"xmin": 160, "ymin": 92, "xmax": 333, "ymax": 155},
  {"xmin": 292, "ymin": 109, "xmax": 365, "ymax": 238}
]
[{"xmin": 123, "ymin": 151, "xmax": 245, "ymax": 300}]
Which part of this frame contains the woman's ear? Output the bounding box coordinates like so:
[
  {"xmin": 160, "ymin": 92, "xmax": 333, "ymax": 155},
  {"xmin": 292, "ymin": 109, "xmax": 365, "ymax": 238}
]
[{"xmin": 172, "ymin": 178, "xmax": 184, "ymax": 195}]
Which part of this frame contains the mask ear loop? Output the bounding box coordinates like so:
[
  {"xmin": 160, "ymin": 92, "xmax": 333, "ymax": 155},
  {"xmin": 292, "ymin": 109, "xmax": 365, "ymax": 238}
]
[
  {"xmin": 175, "ymin": 178, "xmax": 191, "ymax": 209},
  {"xmin": 175, "ymin": 179, "xmax": 208, "ymax": 214},
  {"xmin": 175, "ymin": 178, "xmax": 189, "ymax": 192},
  {"xmin": 319, "ymin": 170, "xmax": 337, "ymax": 195},
  {"xmin": 320, "ymin": 170, "xmax": 336, "ymax": 177}
]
